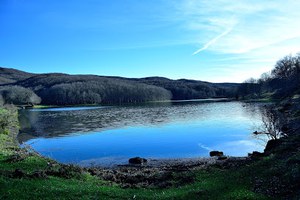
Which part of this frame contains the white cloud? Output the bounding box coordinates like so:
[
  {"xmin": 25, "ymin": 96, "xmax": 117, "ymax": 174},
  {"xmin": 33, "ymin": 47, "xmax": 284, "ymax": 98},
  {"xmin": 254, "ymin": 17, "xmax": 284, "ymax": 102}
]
[
  {"xmin": 177, "ymin": 0, "xmax": 300, "ymax": 54},
  {"xmin": 198, "ymin": 143, "xmax": 212, "ymax": 151},
  {"xmin": 170, "ymin": 0, "xmax": 300, "ymax": 81},
  {"xmin": 192, "ymin": 27, "xmax": 232, "ymax": 55}
]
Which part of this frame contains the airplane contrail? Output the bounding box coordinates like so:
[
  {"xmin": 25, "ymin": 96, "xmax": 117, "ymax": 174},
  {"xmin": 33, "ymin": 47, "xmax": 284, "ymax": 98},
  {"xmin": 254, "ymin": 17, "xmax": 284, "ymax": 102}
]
[{"xmin": 192, "ymin": 28, "xmax": 232, "ymax": 55}]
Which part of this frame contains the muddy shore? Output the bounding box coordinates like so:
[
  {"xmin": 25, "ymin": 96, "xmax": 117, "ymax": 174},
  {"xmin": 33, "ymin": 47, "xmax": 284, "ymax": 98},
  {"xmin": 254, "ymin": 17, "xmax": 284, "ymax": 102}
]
[{"xmin": 81, "ymin": 156, "xmax": 251, "ymax": 188}]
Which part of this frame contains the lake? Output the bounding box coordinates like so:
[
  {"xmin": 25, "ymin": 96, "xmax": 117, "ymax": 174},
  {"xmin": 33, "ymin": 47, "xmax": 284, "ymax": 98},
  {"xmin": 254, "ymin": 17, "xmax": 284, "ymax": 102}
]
[{"xmin": 18, "ymin": 101, "xmax": 266, "ymax": 167}]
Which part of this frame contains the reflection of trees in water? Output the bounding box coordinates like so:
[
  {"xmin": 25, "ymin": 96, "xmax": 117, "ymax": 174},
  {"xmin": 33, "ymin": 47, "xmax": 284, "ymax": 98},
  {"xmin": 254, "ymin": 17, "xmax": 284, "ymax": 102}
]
[
  {"xmin": 254, "ymin": 105, "xmax": 287, "ymax": 141},
  {"xmin": 18, "ymin": 102, "xmax": 264, "ymax": 143},
  {"xmin": 242, "ymin": 103, "xmax": 269, "ymax": 136},
  {"xmin": 242, "ymin": 103, "xmax": 267, "ymax": 119}
]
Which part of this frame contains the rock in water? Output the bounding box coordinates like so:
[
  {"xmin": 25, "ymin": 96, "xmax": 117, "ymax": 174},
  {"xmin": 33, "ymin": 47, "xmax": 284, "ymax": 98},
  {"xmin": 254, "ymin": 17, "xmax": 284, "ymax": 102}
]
[
  {"xmin": 209, "ymin": 151, "xmax": 224, "ymax": 157},
  {"xmin": 128, "ymin": 157, "xmax": 147, "ymax": 165}
]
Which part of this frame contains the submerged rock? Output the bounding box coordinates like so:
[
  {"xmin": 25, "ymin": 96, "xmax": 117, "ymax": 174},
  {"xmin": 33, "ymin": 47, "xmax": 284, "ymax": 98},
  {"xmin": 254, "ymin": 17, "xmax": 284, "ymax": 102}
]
[
  {"xmin": 209, "ymin": 151, "xmax": 224, "ymax": 157},
  {"xmin": 129, "ymin": 157, "xmax": 147, "ymax": 165}
]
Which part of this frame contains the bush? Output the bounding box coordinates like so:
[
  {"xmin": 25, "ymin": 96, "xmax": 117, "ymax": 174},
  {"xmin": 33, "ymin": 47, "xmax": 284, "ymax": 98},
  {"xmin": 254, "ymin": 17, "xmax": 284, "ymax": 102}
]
[
  {"xmin": 0, "ymin": 109, "xmax": 11, "ymax": 135},
  {"xmin": 0, "ymin": 86, "xmax": 41, "ymax": 105}
]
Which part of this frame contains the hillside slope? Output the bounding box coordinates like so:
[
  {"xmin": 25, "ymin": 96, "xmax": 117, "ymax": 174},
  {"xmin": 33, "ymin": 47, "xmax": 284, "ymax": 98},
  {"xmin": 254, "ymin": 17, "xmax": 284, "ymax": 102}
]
[
  {"xmin": 0, "ymin": 67, "xmax": 35, "ymax": 85},
  {"xmin": 0, "ymin": 67, "xmax": 239, "ymax": 105}
]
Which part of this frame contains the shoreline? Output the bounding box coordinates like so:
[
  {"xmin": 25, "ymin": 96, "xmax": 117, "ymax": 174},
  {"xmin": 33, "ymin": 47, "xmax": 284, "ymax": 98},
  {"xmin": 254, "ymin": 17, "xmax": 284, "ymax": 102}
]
[
  {"xmin": 82, "ymin": 156, "xmax": 252, "ymax": 188},
  {"xmin": 76, "ymin": 156, "xmax": 249, "ymax": 169}
]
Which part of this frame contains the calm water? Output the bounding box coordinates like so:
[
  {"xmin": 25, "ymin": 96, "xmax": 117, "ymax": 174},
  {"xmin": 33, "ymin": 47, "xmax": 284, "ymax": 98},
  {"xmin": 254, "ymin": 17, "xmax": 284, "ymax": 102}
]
[{"xmin": 18, "ymin": 101, "xmax": 266, "ymax": 166}]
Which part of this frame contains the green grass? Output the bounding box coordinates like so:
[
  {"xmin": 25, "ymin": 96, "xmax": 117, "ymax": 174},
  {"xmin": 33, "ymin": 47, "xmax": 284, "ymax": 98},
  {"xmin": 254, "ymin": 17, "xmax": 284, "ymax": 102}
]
[
  {"xmin": 32, "ymin": 105, "xmax": 53, "ymax": 109},
  {"xmin": 0, "ymin": 157, "xmax": 271, "ymax": 200},
  {"xmin": 0, "ymin": 141, "xmax": 272, "ymax": 200},
  {"xmin": 0, "ymin": 146, "xmax": 272, "ymax": 200},
  {"xmin": 241, "ymin": 92, "xmax": 281, "ymax": 103},
  {"xmin": 0, "ymin": 154, "xmax": 48, "ymax": 173}
]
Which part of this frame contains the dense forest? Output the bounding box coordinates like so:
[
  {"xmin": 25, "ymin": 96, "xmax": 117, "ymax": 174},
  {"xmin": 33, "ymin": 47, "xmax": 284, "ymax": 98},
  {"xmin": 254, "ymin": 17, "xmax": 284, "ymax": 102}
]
[
  {"xmin": 0, "ymin": 67, "xmax": 238, "ymax": 105},
  {"xmin": 136, "ymin": 77, "xmax": 238, "ymax": 100}
]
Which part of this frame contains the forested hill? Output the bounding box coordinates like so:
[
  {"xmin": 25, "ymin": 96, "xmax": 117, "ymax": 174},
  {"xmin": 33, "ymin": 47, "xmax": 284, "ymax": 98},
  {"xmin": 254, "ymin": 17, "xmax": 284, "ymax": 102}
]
[
  {"xmin": 0, "ymin": 67, "xmax": 35, "ymax": 84},
  {"xmin": 0, "ymin": 67, "xmax": 239, "ymax": 105},
  {"xmin": 136, "ymin": 77, "xmax": 238, "ymax": 100}
]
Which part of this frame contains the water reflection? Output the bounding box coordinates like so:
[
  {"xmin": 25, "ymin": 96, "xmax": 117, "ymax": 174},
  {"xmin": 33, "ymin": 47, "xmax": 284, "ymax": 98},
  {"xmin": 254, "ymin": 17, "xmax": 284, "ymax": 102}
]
[
  {"xmin": 29, "ymin": 106, "xmax": 103, "ymax": 112},
  {"xmin": 18, "ymin": 101, "xmax": 266, "ymax": 166}
]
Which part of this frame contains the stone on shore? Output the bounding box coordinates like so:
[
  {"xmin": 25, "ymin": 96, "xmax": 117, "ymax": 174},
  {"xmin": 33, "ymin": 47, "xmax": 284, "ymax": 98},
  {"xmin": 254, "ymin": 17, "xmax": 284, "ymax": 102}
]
[
  {"xmin": 129, "ymin": 157, "xmax": 148, "ymax": 165},
  {"xmin": 209, "ymin": 151, "xmax": 224, "ymax": 157},
  {"xmin": 248, "ymin": 151, "xmax": 265, "ymax": 159}
]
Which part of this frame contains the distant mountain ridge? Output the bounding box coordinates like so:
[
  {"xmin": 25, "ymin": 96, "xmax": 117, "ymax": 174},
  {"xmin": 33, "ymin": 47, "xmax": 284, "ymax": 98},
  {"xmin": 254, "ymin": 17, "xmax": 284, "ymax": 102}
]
[{"xmin": 0, "ymin": 67, "xmax": 240, "ymax": 105}]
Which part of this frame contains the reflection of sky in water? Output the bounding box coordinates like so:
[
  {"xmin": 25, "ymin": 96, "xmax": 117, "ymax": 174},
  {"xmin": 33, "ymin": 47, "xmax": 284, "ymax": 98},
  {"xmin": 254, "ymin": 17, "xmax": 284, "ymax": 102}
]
[{"xmin": 19, "ymin": 101, "xmax": 266, "ymax": 166}]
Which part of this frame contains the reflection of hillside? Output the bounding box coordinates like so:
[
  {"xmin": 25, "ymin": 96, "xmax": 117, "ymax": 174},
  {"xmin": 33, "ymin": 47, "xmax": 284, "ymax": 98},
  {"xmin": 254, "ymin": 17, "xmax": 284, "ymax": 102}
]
[{"xmin": 18, "ymin": 102, "xmax": 263, "ymax": 143}]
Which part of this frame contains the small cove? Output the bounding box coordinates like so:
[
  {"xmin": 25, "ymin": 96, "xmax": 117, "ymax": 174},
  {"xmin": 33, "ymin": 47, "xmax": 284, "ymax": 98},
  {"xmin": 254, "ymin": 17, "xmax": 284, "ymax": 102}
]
[{"xmin": 18, "ymin": 101, "xmax": 267, "ymax": 167}]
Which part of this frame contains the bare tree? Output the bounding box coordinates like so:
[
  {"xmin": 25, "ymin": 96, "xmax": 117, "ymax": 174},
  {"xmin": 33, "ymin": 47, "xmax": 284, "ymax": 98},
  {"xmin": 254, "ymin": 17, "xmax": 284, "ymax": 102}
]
[
  {"xmin": 272, "ymin": 55, "xmax": 295, "ymax": 79},
  {"xmin": 259, "ymin": 72, "xmax": 272, "ymax": 83},
  {"xmin": 254, "ymin": 106, "xmax": 287, "ymax": 140}
]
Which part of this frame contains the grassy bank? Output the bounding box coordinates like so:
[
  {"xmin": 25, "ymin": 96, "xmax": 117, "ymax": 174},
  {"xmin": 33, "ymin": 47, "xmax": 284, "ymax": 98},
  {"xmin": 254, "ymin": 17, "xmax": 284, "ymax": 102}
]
[
  {"xmin": 0, "ymin": 105, "xmax": 299, "ymax": 199},
  {"xmin": 0, "ymin": 151, "xmax": 269, "ymax": 200}
]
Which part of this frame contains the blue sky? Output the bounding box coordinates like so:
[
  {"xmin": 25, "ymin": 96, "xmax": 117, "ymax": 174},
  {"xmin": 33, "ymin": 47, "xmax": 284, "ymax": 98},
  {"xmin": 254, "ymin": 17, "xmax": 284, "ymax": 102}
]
[{"xmin": 1, "ymin": 0, "xmax": 300, "ymax": 82}]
